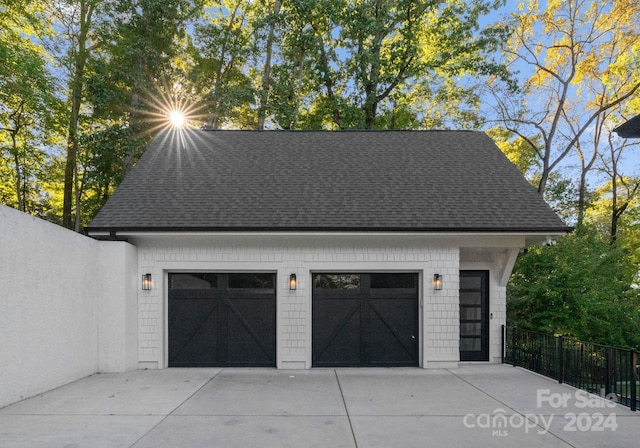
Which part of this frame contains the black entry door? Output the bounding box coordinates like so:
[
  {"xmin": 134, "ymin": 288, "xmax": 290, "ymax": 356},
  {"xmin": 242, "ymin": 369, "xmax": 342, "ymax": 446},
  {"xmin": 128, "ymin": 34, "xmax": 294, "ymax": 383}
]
[
  {"xmin": 168, "ymin": 273, "xmax": 276, "ymax": 367},
  {"xmin": 312, "ymin": 273, "xmax": 418, "ymax": 367},
  {"xmin": 459, "ymin": 270, "xmax": 489, "ymax": 361}
]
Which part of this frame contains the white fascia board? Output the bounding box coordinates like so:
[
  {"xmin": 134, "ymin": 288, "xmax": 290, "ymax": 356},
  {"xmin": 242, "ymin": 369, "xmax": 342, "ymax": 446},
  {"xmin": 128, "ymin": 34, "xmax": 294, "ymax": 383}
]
[
  {"xmin": 96, "ymin": 230, "xmax": 563, "ymax": 238},
  {"xmin": 96, "ymin": 230, "xmax": 567, "ymax": 250}
]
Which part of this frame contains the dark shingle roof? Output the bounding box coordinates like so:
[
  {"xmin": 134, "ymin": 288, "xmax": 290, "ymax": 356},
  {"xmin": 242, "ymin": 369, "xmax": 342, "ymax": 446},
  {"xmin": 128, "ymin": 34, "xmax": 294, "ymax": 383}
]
[
  {"xmin": 86, "ymin": 130, "xmax": 570, "ymax": 233},
  {"xmin": 614, "ymin": 115, "xmax": 640, "ymax": 138}
]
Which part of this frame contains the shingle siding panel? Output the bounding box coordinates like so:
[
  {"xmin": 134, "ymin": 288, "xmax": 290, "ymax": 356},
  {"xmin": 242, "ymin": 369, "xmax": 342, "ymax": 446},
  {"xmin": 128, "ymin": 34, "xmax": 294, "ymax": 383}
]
[
  {"xmin": 136, "ymin": 239, "xmax": 464, "ymax": 367},
  {"xmin": 88, "ymin": 130, "xmax": 568, "ymax": 232}
]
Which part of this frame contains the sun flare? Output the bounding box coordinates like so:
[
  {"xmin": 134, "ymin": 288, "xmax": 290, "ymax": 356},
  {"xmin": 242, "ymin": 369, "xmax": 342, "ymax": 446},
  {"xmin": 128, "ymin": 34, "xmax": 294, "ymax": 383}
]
[
  {"xmin": 130, "ymin": 80, "xmax": 207, "ymax": 136},
  {"xmin": 169, "ymin": 110, "xmax": 186, "ymax": 128}
]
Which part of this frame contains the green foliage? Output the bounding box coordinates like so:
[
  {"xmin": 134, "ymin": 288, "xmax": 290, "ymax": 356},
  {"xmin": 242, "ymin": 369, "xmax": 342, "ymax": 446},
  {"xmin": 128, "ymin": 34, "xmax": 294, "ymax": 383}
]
[
  {"xmin": 540, "ymin": 172, "xmax": 582, "ymax": 226},
  {"xmin": 79, "ymin": 123, "xmax": 134, "ymax": 219},
  {"xmin": 190, "ymin": 0, "xmax": 257, "ymax": 129},
  {"xmin": 0, "ymin": 1, "xmax": 59, "ymax": 214},
  {"xmin": 485, "ymin": 126, "xmax": 540, "ymax": 177},
  {"xmin": 507, "ymin": 229, "xmax": 640, "ymax": 349}
]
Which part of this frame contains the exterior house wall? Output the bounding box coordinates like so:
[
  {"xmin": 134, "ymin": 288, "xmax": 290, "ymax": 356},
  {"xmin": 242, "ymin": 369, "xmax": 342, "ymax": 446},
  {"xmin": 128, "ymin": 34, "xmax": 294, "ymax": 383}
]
[
  {"xmin": 98, "ymin": 242, "xmax": 139, "ymax": 372},
  {"xmin": 0, "ymin": 202, "xmax": 539, "ymax": 406},
  {"xmin": 133, "ymin": 234, "xmax": 524, "ymax": 370},
  {"xmin": 0, "ymin": 206, "xmax": 137, "ymax": 408},
  {"xmin": 460, "ymin": 248, "xmax": 519, "ymax": 364}
]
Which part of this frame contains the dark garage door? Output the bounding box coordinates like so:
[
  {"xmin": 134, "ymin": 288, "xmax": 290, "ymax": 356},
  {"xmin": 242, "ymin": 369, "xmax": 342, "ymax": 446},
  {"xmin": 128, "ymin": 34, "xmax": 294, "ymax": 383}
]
[
  {"xmin": 312, "ymin": 273, "xmax": 419, "ymax": 367},
  {"xmin": 168, "ymin": 273, "xmax": 276, "ymax": 367}
]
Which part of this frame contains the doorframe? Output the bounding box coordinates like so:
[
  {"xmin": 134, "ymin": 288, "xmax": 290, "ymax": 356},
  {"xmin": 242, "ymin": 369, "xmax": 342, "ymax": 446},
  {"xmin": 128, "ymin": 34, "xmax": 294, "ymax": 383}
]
[{"xmin": 459, "ymin": 270, "xmax": 490, "ymax": 362}]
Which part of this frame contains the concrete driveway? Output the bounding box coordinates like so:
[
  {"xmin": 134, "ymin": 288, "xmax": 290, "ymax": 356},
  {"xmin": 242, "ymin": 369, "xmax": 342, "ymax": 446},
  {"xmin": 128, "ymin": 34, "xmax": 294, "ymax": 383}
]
[{"xmin": 1, "ymin": 364, "xmax": 638, "ymax": 447}]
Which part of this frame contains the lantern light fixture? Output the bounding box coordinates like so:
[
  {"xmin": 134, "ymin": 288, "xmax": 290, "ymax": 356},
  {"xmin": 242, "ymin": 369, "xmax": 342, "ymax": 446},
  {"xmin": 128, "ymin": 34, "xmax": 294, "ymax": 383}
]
[
  {"xmin": 289, "ymin": 273, "xmax": 297, "ymax": 290},
  {"xmin": 433, "ymin": 273, "xmax": 443, "ymax": 290},
  {"xmin": 142, "ymin": 273, "xmax": 152, "ymax": 291}
]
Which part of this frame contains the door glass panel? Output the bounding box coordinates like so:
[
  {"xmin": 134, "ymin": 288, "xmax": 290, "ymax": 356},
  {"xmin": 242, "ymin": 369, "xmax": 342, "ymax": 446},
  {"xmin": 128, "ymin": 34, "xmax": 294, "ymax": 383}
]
[
  {"xmin": 370, "ymin": 273, "xmax": 416, "ymax": 289},
  {"xmin": 460, "ymin": 291, "xmax": 481, "ymax": 305},
  {"xmin": 460, "ymin": 306, "xmax": 481, "ymax": 320},
  {"xmin": 461, "ymin": 322, "xmax": 482, "ymax": 336},
  {"xmin": 460, "ymin": 338, "xmax": 481, "ymax": 351},
  {"xmin": 228, "ymin": 273, "xmax": 274, "ymax": 289},
  {"xmin": 313, "ymin": 274, "xmax": 361, "ymax": 290},
  {"xmin": 460, "ymin": 276, "xmax": 482, "ymax": 290},
  {"xmin": 170, "ymin": 273, "xmax": 217, "ymax": 290}
]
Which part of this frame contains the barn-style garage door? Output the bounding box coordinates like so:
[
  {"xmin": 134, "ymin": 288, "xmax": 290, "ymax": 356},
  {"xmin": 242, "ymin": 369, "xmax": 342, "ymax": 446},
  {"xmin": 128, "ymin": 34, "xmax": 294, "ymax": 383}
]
[
  {"xmin": 312, "ymin": 273, "xmax": 419, "ymax": 367},
  {"xmin": 168, "ymin": 273, "xmax": 276, "ymax": 367}
]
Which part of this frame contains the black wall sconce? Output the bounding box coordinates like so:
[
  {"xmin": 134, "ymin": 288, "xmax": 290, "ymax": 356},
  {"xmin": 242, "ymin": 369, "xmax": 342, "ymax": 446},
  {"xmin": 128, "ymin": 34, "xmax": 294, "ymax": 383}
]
[
  {"xmin": 433, "ymin": 273, "xmax": 443, "ymax": 290},
  {"xmin": 289, "ymin": 273, "xmax": 297, "ymax": 290},
  {"xmin": 142, "ymin": 273, "xmax": 152, "ymax": 291}
]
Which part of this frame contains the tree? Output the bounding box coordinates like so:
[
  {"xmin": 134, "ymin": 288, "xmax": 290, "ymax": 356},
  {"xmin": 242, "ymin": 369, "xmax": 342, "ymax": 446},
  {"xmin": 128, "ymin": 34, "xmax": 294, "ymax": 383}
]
[
  {"xmin": 96, "ymin": 0, "xmax": 203, "ymax": 173},
  {"xmin": 256, "ymin": 0, "xmax": 511, "ymax": 130},
  {"xmin": 508, "ymin": 229, "xmax": 640, "ymax": 348},
  {"xmin": 491, "ymin": 0, "xmax": 640, "ymax": 196},
  {"xmin": 0, "ymin": 1, "xmax": 58, "ymax": 213},
  {"xmin": 53, "ymin": 0, "xmax": 100, "ymax": 230},
  {"xmin": 60, "ymin": 0, "xmax": 206, "ymax": 228},
  {"xmin": 256, "ymin": 0, "xmax": 282, "ymax": 130},
  {"xmin": 192, "ymin": 0, "xmax": 256, "ymax": 129},
  {"xmin": 486, "ymin": 126, "xmax": 540, "ymax": 177},
  {"xmin": 588, "ymin": 174, "xmax": 640, "ymax": 245},
  {"xmin": 340, "ymin": 0, "xmax": 509, "ymax": 129}
]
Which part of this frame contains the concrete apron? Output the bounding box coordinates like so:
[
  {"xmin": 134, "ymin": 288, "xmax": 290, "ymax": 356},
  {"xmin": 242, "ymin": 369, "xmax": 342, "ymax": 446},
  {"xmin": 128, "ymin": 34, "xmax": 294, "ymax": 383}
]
[{"xmin": 1, "ymin": 365, "xmax": 638, "ymax": 448}]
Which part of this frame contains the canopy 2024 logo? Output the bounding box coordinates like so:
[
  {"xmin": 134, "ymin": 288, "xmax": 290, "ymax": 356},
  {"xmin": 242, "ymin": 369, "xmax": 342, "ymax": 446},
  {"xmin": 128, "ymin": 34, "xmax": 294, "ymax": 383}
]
[{"xmin": 463, "ymin": 389, "xmax": 618, "ymax": 437}]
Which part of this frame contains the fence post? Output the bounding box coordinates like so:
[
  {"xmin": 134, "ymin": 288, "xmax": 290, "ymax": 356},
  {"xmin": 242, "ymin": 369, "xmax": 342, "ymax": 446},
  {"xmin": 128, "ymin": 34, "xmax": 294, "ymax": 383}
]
[
  {"xmin": 511, "ymin": 326, "xmax": 517, "ymax": 367},
  {"xmin": 605, "ymin": 349, "xmax": 612, "ymax": 397},
  {"xmin": 501, "ymin": 325, "xmax": 505, "ymax": 364},
  {"xmin": 631, "ymin": 350, "xmax": 637, "ymax": 412},
  {"xmin": 558, "ymin": 336, "xmax": 564, "ymax": 385}
]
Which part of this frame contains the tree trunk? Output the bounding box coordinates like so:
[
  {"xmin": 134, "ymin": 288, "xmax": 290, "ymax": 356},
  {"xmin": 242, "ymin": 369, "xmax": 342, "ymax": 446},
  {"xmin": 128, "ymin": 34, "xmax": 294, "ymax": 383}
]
[
  {"xmin": 364, "ymin": 103, "xmax": 377, "ymax": 129},
  {"xmin": 292, "ymin": 46, "xmax": 305, "ymax": 129},
  {"xmin": 62, "ymin": 99, "xmax": 80, "ymax": 228},
  {"xmin": 123, "ymin": 74, "xmax": 142, "ymax": 175},
  {"xmin": 10, "ymin": 132, "xmax": 23, "ymax": 212},
  {"xmin": 576, "ymin": 169, "xmax": 588, "ymax": 234},
  {"xmin": 122, "ymin": 91, "xmax": 139, "ymax": 175},
  {"xmin": 74, "ymin": 158, "xmax": 83, "ymax": 232},
  {"xmin": 536, "ymin": 156, "xmax": 551, "ymax": 196},
  {"xmin": 610, "ymin": 167, "xmax": 620, "ymax": 245},
  {"xmin": 257, "ymin": 0, "xmax": 281, "ymax": 130},
  {"xmin": 315, "ymin": 36, "xmax": 342, "ymax": 128},
  {"xmin": 62, "ymin": 1, "xmax": 92, "ymax": 229}
]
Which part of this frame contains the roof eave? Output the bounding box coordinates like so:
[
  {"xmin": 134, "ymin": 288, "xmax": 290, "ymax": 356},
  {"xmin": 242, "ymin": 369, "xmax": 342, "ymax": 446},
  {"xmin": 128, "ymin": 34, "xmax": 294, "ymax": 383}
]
[
  {"xmin": 86, "ymin": 225, "xmax": 573, "ymax": 239},
  {"xmin": 613, "ymin": 115, "xmax": 640, "ymax": 138}
]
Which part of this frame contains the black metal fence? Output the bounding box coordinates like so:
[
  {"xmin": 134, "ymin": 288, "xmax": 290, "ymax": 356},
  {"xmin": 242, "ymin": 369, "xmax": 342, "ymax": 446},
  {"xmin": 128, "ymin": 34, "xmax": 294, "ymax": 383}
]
[{"xmin": 503, "ymin": 326, "xmax": 638, "ymax": 411}]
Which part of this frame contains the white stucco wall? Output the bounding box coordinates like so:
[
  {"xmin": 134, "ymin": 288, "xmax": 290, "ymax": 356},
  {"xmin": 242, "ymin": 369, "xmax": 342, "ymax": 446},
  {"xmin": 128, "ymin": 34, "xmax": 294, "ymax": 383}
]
[
  {"xmin": 0, "ymin": 206, "xmax": 137, "ymax": 408},
  {"xmin": 131, "ymin": 233, "xmax": 524, "ymax": 370},
  {"xmin": 98, "ymin": 242, "xmax": 139, "ymax": 372}
]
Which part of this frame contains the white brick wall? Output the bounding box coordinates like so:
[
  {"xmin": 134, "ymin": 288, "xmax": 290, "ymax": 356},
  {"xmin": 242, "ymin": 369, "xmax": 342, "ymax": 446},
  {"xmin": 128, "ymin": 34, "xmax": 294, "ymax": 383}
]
[
  {"xmin": 134, "ymin": 234, "xmax": 519, "ymax": 369},
  {"xmin": 0, "ymin": 206, "xmax": 137, "ymax": 408}
]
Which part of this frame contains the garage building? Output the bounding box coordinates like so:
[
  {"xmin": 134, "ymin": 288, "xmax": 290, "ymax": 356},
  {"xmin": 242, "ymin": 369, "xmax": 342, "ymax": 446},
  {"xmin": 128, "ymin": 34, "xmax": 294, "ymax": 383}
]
[{"xmin": 86, "ymin": 130, "xmax": 570, "ymax": 369}]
